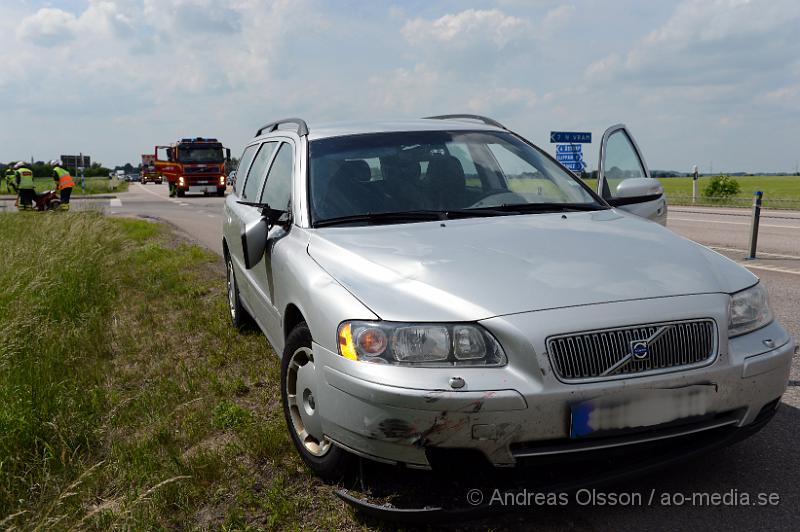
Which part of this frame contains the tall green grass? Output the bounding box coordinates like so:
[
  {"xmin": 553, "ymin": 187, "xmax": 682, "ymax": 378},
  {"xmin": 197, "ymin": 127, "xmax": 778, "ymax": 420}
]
[
  {"xmin": 0, "ymin": 213, "xmax": 357, "ymax": 530},
  {"xmin": 0, "ymin": 213, "xmax": 125, "ymax": 522}
]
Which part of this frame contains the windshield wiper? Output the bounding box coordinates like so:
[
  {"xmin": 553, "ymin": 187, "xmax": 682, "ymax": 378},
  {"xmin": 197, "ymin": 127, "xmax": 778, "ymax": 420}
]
[
  {"xmin": 314, "ymin": 208, "xmax": 519, "ymax": 227},
  {"xmin": 489, "ymin": 202, "xmax": 607, "ymax": 213},
  {"xmin": 314, "ymin": 211, "xmax": 445, "ymax": 227}
]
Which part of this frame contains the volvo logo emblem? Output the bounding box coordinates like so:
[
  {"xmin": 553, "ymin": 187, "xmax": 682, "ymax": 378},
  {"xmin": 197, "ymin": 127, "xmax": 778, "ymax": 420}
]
[{"xmin": 631, "ymin": 340, "xmax": 649, "ymax": 360}]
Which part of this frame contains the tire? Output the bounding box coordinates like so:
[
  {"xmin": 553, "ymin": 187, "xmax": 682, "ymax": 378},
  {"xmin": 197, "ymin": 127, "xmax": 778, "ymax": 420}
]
[
  {"xmin": 49, "ymin": 199, "xmax": 61, "ymax": 211},
  {"xmin": 226, "ymin": 253, "xmax": 252, "ymax": 330},
  {"xmin": 282, "ymin": 322, "xmax": 354, "ymax": 482},
  {"xmin": 176, "ymin": 189, "xmax": 185, "ymax": 198},
  {"xmin": 216, "ymin": 189, "xmax": 225, "ymax": 197}
]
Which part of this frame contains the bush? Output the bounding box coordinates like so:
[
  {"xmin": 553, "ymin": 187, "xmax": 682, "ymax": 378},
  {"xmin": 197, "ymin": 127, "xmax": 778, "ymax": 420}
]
[{"xmin": 703, "ymin": 174, "xmax": 741, "ymax": 199}]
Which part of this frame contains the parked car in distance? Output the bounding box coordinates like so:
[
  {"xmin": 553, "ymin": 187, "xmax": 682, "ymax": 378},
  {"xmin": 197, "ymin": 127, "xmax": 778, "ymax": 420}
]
[{"xmin": 222, "ymin": 115, "xmax": 794, "ymax": 481}]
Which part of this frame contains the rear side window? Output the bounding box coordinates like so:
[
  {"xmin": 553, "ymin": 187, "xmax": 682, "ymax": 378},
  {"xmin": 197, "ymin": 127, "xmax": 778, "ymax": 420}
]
[
  {"xmin": 233, "ymin": 144, "xmax": 258, "ymax": 196},
  {"xmin": 260, "ymin": 142, "xmax": 294, "ymax": 210},
  {"xmin": 242, "ymin": 142, "xmax": 277, "ymax": 200}
]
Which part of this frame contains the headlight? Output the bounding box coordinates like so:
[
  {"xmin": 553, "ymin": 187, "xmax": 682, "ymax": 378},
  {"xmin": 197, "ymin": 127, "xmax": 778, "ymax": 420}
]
[
  {"xmin": 728, "ymin": 283, "xmax": 772, "ymax": 337},
  {"xmin": 337, "ymin": 321, "xmax": 507, "ymax": 367},
  {"xmin": 178, "ymin": 176, "xmax": 185, "ymax": 185}
]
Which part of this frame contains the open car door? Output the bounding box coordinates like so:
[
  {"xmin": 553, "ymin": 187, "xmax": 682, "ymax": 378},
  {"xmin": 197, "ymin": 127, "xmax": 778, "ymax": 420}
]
[{"xmin": 597, "ymin": 124, "xmax": 667, "ymax": 225}]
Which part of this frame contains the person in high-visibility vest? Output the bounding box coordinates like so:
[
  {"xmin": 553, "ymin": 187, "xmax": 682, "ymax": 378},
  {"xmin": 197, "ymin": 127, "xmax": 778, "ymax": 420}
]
[
  {"xmin": 3, "ymin": 166, "xmax": 15, "ymax": 193},
  {"xmin": 14, "ymin": 161, "xmax": 36, "ymax": 210},
  {"xmin": 50, "ymin": 159, "xmax": 75, "ymax": 210}
]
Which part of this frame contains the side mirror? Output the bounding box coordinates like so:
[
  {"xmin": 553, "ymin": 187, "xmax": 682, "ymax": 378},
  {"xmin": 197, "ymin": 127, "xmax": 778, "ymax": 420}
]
[
  {"xmin": 615, "ymin": 177, "xmax": 663, "ymax": 199},
  {"xmin": 226, "ymin": 148, "xmax": 231, "ymax": 162},
  {"xmin": 238, "ymin": 202, "xmax": 290, "ymax": 269},
  {"xmin": 240, "ymin": 217, "xmax": 269, "ymax": 269},
  {"xmin": 227, "ymin": 170, "xmax": 236, "ymax": 187}
]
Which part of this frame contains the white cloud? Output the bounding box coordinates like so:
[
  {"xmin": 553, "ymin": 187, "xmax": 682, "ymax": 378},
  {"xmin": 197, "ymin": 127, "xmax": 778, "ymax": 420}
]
[
  {"xmin": 402, "ymin": 9, "xmax": 530, "ymax": 50},
  {"xmin": 17, "ymin": 8, "xmax": 79, "ymax": 46},
  {"xmin": 1, "ymin": 0, "xmax": 799, "ymax": 173},
  {"xmin": 588, "ymin": 0, "xmax": 800, "ymax": 84}
]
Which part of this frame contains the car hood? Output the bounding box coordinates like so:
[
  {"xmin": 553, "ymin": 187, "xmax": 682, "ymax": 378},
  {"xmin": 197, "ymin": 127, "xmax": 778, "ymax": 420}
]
[{"xmin": 307, "ymin": 210, "xmax": 757, "ymax": 322}]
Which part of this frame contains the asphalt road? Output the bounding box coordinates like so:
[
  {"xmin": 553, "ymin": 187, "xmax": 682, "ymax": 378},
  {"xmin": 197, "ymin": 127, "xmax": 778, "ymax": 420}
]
[
  {"xmin": 108, "ymin": 182, "xmax": 227, "ymax": 254},
  {"xmin": 16, "ymin": 185, "xmax": 798, "ymax": 530}
]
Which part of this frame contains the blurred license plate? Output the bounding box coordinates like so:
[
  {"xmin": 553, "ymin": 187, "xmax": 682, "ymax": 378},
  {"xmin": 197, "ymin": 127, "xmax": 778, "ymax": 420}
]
[{"xmin": 570, "ymin": 385, "xmax": 714, "ymax": 438}]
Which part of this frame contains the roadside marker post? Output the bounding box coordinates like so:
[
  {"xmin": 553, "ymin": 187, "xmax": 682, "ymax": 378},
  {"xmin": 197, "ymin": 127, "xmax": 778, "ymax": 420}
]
[
  {"xmin": 692, "ymin": 165, "xmax": 699, "ymax": 204},
  {"xmin": 746, "ymin": 191, "xmax": 763, "ymax": 260}
]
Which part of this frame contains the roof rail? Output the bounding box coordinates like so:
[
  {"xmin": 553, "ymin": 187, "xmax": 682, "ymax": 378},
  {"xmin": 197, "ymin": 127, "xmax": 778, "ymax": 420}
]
[
  {"xmin": 424, "ymin": 114, "xmax": 507, "ymax": 130},
  {"xmin": 255, "ymin": 118, "xmax": 309, "ymax": 137}
]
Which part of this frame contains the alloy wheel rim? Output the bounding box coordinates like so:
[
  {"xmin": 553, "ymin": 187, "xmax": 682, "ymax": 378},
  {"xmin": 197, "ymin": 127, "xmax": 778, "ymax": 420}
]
[{"xmin": 285, "ymin": 346, "xmax": 331, "ymax": 457}]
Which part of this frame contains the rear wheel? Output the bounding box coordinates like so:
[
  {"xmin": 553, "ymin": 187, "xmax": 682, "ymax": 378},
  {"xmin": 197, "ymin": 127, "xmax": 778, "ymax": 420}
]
[{"xmin": 282, "ymin": 323, "xmax": 354, "ymax": 482}]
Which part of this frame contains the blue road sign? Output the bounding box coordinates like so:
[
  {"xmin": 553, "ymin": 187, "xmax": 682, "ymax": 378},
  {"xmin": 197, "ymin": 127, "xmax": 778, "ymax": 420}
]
[
  {"xmin": 556, "ymin": 153, "xmax": 582, "ymax": 162},
  {"xmin": 562, "ymin": 162, "xmax": 583, "ymax": 171},
  {"xmin": 550, "ymin": 131, "xmax": 591, "ymax": 143},
  {"xmin": 556, "ymin": 144, "xmax": 582, "ymax": 153}
]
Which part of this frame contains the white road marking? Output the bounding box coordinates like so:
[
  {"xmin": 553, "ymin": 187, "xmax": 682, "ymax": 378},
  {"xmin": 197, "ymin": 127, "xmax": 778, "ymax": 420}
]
[
  {"xmin": 670, "ymin": 217, "xmax": 800, "ymax": 230},
  {"xmin": 741, "ymin": 264, "xmax": 800, "ymax": 276},
  {"xmin": 710, "ymin": 246, "xmax": 800, "ymax": 260},
  {"xmin": 136, "ymin": 182, "xmax": 170, "ymax": 200},
  {"xmin": 110, "ymin": 198, "xmax": 122, "ymax": 207},
  {"xmin": 179, "ymin": 202, "xmax": 189, "ymax": 206},
  {"xmin": 207, "ymin": 214, "xmax": 216, "ymax": 218}
]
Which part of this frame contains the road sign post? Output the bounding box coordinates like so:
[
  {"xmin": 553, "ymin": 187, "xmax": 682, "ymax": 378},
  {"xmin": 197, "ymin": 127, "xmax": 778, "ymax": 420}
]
[{"xmin": 746, "ymin": 191, "xmax": 763, "ymax": 260}]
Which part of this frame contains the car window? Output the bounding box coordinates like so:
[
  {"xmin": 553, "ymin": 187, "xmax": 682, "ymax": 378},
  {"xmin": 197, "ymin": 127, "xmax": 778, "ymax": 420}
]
[
  {"xmin": 487, "ymin": 143, "xmax": 570, "ymax": 202},
  {"xmin": 242, "ymin": 142, "xmax": 278, "ymax": 200},
  {"xmin": 233, "ymin": 144, "xmax": 258, "ymax": 196},
  {"xmin": 603, "ymin": 130, "xmax": 646, "ymax": 198},
  {"xmin": 445, "ymin": 142, "xmax": 480, "ymax": 187},
  {"xmin": 309, "ymin": 130, "xmax": 601, "ymax": 222},
  {"xmin": 259, "ymin": 142, "xmax": 294, "ymax": 210}
]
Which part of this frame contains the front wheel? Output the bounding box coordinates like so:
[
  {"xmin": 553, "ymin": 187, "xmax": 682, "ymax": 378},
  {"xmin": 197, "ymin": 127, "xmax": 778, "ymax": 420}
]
[
  {"xmin": 282, "ymin": 323, "xmax": 354, "ymax": 482},
  {"xmin": 176, "ymin": 189, "xmax": 185, "ymax": 198},
  {"xmin": 226, "ymin": 254, "xmax": 252, "ymax": 330}
]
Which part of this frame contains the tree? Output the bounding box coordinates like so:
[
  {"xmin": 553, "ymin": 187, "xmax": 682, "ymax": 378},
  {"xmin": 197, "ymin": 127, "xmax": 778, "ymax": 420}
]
[{"xmin": 702, "ymin": 174, "xmax": 741, "ymax": 199}]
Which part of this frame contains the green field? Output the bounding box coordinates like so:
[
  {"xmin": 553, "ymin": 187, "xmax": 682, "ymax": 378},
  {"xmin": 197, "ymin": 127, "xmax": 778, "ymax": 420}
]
[
  {"xmin": 0, "ymin": 176, "xmax": 127, "ymax": 197},
  {"xmin": 582, "ymin": 175, "xmax": 800, "ymax": 209}
]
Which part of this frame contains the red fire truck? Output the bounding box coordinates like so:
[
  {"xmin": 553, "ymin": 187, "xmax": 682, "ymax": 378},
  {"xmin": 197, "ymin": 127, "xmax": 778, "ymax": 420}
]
[
  {"xmin": 140, "ymin": 154, "xmax": 161, "ymax": 184},
  {"xmin": 154, "ymin": 137, "xmax": 230, "ymax": 197}
]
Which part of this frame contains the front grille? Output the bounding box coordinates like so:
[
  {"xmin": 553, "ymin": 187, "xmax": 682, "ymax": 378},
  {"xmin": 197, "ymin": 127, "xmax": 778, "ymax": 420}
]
[
  {"xmin": 547, "ymin": 319, "xmax": 716, "ymax": 382},
  {"xmin": 184, "ymin": 166, "xmax": 217, "ymax": 174}
]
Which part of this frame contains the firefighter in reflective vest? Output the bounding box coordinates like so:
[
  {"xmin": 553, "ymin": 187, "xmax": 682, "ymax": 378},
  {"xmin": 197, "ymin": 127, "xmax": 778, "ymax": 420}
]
[
  {"xmin": 14, "ymin": 161, "xmax": 36, "ymax": 210},
  {"xmin": 3, "ymin": 166, "xmax": 15, "ymax": 193},
  {"xmin": 50, "ymin": 160, "xmax": 75, "ymax": 210}
]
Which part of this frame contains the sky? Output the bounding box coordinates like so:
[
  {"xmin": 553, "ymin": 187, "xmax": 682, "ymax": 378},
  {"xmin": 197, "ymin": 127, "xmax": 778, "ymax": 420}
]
[{"xmin": 1, "ymin": 0, "xmax": 798, "ymax": 173}]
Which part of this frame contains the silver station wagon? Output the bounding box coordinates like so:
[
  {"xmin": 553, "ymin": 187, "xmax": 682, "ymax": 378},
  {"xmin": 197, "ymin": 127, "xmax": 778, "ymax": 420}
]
[{"xmin": 222, "ymin": 115, "xmax": 794, "ymax": 480}]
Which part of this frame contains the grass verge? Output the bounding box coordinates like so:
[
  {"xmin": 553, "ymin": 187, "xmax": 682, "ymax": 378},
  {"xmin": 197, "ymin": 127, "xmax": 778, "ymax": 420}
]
[
  {"xmin": 0, "ymin": 212, "xmax": 363, "ymax": 530},
  {"xmin": 582, "ymin": 175, "xmax": 800, "ymax": 209},
  {"xmin": 0, "ymin": 177, "xmax": 128, "ymax": 198}
]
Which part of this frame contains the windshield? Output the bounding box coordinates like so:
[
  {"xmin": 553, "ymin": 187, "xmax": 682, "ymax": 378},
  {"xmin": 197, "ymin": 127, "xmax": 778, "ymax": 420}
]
[
  {"xmin": 177, "ymin": 145, "xmax": 224, "ymax": 163},
  {"xmin": 308, "ymin": 130, "xmax": 603, "ymax": 224}
]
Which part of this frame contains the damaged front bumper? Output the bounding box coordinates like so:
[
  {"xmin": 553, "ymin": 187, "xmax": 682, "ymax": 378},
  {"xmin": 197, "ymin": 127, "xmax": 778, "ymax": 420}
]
[{"xmin": 312, "ymin": 297, "xmax": 795, "ymax": 469}]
